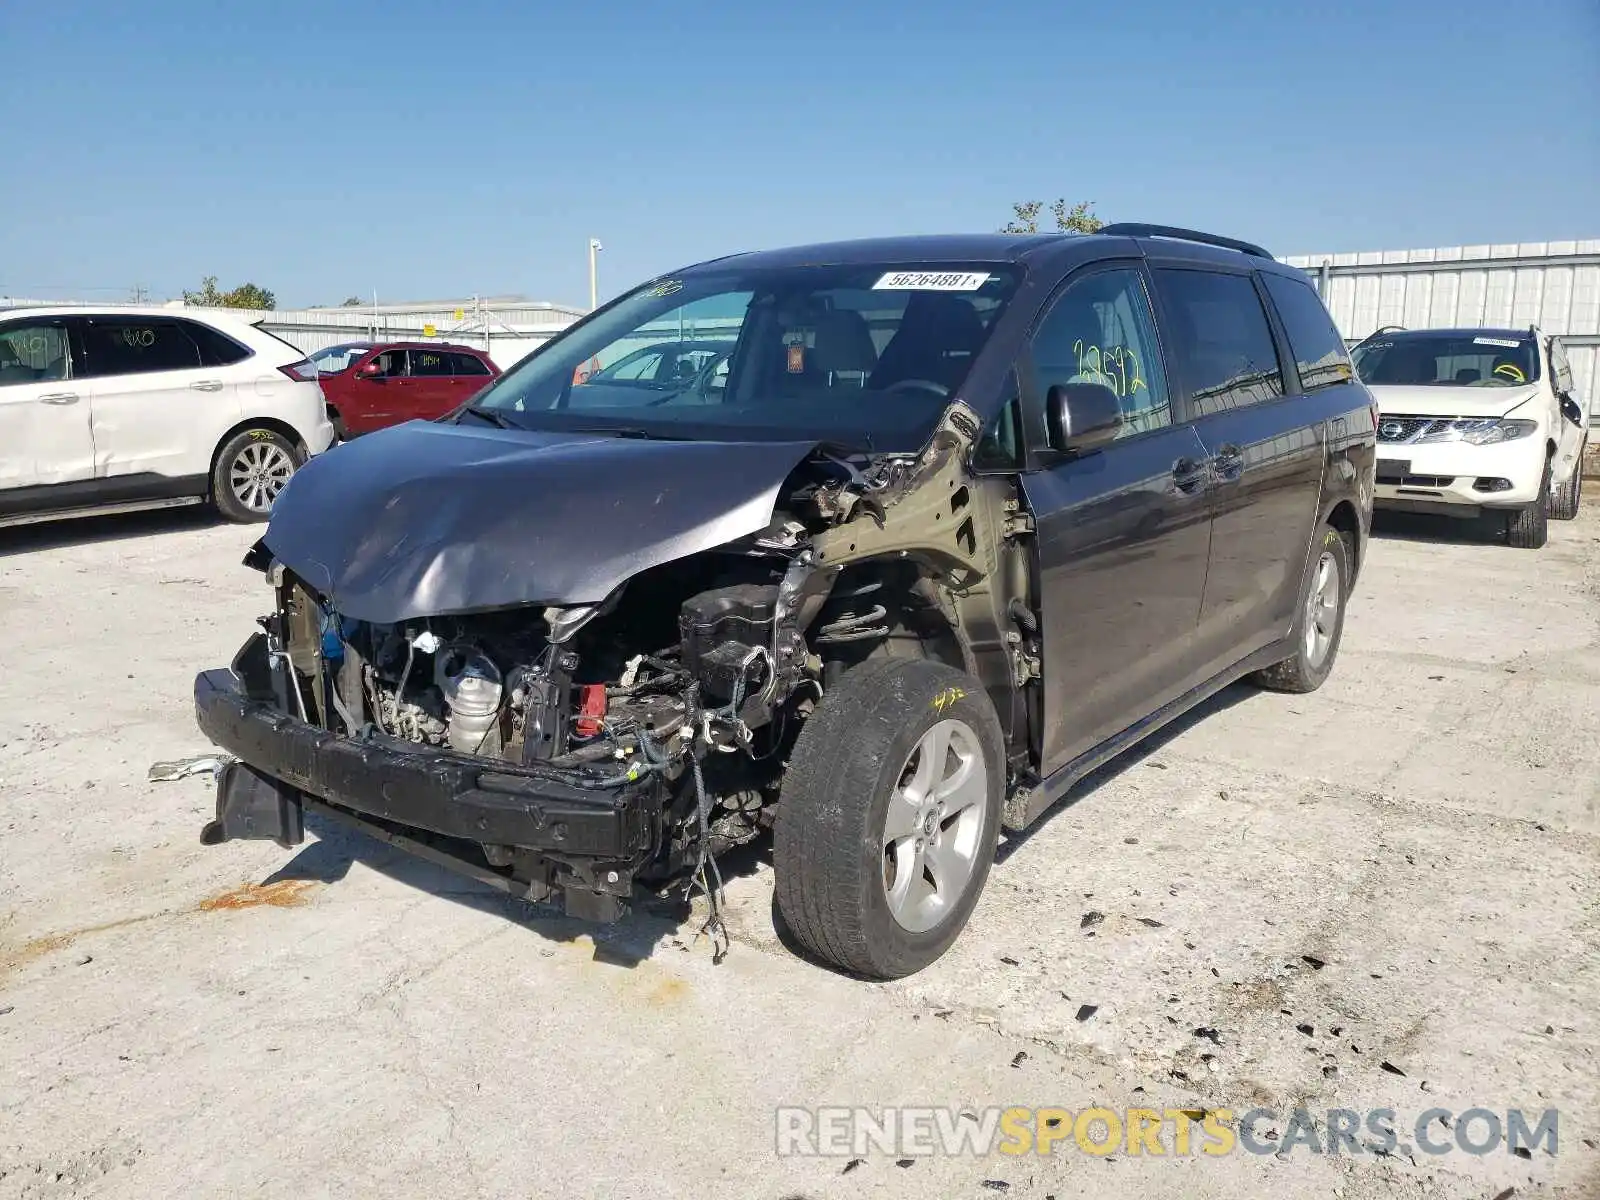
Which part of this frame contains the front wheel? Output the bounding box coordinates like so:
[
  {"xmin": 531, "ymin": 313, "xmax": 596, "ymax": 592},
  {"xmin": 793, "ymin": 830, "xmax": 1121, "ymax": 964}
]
[
  {"xmin": 1506, "ymin": 460, "xmax": 1551, "ymax": 548},
  {"xmin": 1548, "ymin": 453, "xmax": 1582, "ymax": 522},
  {"xmin": 774, "ymin": 658, "xmax": 1003, "ymax": 979},
  {"xmin": 1251, "ymin": 524, "xmax": 1350, "ymax": 694},
  {"xmin": 212, "ymin": 428, "xmax": 303, "ymax": 523}
]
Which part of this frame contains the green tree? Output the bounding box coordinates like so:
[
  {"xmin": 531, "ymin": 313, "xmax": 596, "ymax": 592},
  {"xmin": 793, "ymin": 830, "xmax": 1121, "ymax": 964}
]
[
  {"xmin": 341, "ymin": 296, "xmax": 365, "ymax": 307},
  {"xmin": 183, "ymin": 276, "xmax": 277, "ymax": 310},
  {"xmin": 1001, "ymin": 199, "xmax": 1103, "ymax": 234}
]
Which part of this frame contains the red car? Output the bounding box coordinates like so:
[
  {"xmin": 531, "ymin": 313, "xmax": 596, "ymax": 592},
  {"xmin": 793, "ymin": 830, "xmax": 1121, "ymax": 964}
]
[{"xmin": 310, "ymin": 342, "xmax": 501, "ymax": 436}]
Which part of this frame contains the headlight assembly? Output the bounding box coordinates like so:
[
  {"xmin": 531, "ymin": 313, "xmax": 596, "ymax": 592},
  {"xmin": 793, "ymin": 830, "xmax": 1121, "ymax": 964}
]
[{"xmin": 1416, "ymin": 418, "xmax": 1538, "ymax": 446}]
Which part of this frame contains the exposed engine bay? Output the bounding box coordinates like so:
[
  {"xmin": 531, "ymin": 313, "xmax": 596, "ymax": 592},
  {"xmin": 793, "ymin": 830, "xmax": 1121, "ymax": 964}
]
[{"xmin": 228, "ymin": 402, "xmax": 1038, "ymax": 946}]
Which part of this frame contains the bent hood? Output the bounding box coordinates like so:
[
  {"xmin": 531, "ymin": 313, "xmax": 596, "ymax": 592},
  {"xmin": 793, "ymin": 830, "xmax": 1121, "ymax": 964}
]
[
  {"xmin": 1370, "ymin": 383, "xmax": 1539, "ymax": 419},
  {"xmin": 262, "ymin": 420, "xmax": 818, "ymax": 624}
]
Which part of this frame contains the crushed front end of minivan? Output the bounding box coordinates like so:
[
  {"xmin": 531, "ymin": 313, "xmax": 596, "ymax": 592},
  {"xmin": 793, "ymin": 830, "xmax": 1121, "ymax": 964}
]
[{"xmin": 194, "ymin": 398, "xmax": 1026, "ymax": 956}]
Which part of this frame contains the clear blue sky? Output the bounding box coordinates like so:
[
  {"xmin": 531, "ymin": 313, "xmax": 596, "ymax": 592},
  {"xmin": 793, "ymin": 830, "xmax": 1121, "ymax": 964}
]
[{"xmin": 2, "ymin": 0, "xmax": 1596, "ymax": 309}]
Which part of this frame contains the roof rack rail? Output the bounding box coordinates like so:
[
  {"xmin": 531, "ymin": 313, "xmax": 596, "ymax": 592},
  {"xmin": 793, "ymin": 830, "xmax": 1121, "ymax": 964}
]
[
  {"xmin": 1098, "ymin": 223, "xmax": 1272, "ymax": 260},
  {"xmin": 1352, "ymin": 324, "xmax": 1405, "ymax": 347}
]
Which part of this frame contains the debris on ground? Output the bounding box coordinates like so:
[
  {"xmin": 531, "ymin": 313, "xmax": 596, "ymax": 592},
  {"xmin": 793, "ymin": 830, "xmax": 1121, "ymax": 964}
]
[{"xmin": 146, "ymin": 754, "xmax": 235, "ymax": 782}]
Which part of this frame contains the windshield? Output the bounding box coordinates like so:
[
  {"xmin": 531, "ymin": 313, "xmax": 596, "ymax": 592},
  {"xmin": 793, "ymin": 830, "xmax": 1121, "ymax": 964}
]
[
  {"xmin": 1352, "ymin": 333, "xmax": 1539, "ymax": 387},
  {"xmin": 471, "ymin": 263, "xmax": 1021, "ymax": 448},
  {"xmin": 309, "ymin": 344, "xmax": 372, "ymax": 375}
]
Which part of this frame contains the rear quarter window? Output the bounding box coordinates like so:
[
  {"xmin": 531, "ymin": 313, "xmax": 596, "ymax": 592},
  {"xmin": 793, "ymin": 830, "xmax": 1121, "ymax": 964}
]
[
  {"xmin": 183, "ymin": 319, "xmax": 253, "ymax": 367},
  {"xmin": 1260, "ymin": 273, "xmax": 1354, "ymax": 392},
  {"xmin": 449, "ymin": 352, "xmax": 492, "ymax": 376}
]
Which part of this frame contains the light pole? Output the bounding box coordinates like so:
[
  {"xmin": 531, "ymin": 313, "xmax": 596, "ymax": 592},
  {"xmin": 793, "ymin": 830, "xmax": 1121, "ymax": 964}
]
[{"xmin": 588, "ymin": 238, "xmax": 603, "ymax": 311}]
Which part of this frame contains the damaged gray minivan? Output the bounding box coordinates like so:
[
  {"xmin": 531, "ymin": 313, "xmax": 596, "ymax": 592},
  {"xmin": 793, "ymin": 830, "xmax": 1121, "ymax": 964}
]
[{"xmin": 195, "ymin": 227, "xmax": 1376, "ymax": 977}]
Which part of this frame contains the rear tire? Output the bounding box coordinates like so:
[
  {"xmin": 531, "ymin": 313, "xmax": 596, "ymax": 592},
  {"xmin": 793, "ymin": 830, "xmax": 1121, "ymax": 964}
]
[
  {"xmin": 774, "ymin": 658, "xmax": 1003, "ymax": 979},
  {"xmin": 1548, "ymin": 454, "xmax": 1582, "ymax": 522},
  {"xmin": 1507, "ymin": 460, "xmax": 1551, "ymax": 548},
  {"xmin": 212, "ymin": 428, "xmax": 303, "ymax": 523},
  {"xmin": 1251, "ymin": 524, "xmax": 1350, "ymax": 694}
]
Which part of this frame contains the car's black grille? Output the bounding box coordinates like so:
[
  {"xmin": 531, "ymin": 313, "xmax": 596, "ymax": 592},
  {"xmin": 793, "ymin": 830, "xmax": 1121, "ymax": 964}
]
[{"xmin": 1377, "ymin": 415, "xmax": 1445, "ymax": 444}]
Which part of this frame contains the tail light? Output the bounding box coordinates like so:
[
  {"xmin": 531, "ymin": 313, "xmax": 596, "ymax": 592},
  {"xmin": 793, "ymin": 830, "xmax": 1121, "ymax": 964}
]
[{"xmin": 278, "ymin": 359, "xmax": 319, "ymax": 382}]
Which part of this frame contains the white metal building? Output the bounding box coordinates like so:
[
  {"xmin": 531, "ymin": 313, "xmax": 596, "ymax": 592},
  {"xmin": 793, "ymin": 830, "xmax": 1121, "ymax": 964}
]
[
  {"xmin": 257, "ymin": 297, "xmax": 585, "ymax": 368},
  {"xmin": 1283, "ymin": 240, "xmax": 1600, "ymax": 414}
]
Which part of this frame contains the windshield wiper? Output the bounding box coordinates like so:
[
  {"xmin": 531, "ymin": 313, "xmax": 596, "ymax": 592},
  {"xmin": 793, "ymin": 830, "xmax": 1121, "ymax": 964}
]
[{"xmin": 458, "ymin": 405, "xmax": 520, "ymax": 429}]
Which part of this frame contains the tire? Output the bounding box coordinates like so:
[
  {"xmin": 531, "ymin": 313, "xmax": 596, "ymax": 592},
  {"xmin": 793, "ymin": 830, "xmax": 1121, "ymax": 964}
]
[
  {"xmin": 212, "ymin": 428, "xmax": 303, "ymax": 523},
  {"xmin": 327, "ymin": 405, "xmax": 352, "ymax": 443},
  {"xmin": 1506, "ymin": 459, "xmax": 1550, "ymax": 549},
  {"xmin": 774, "ymin": 657, "xmax": 1004, "ymax": 979},
  {"xmin": 1251, "ymin": 524, "xmax": 1350, "ymax": 694},
  {"xmin": 1548, "ymin": 453, "xmax": 1582, "ymax": 522}
]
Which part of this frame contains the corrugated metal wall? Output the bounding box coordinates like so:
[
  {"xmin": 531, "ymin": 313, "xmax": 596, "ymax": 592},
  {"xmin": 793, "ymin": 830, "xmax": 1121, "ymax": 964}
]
[{"xmin": 1282, "ymin": 241, "xmax": 1600, "ymax": 414}]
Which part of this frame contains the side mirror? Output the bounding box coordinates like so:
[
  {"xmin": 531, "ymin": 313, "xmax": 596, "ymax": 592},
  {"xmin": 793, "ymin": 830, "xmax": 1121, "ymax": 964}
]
[
  {"xmin": 1047, "ymin": 382, "xmax": 1123, "ymax": 454},
  {"xmin": 358, "ymin": 361, "xmax": 384, "ymax": 379},
  {"xmin": 1559, "ymin": 394, "xmax": 1583, "ymax": 426}
]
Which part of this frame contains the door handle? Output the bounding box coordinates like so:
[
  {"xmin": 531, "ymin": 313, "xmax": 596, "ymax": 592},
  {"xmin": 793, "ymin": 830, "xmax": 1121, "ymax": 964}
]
[
  {"xmin": 1171, "ymin": 456, "xmax": 1209, "ymax": 494},
  {"xmin": 189, "ymin": 380, "xmax": 225, "ymax": 392},
  {"xmin": 1210, "ymin": 444, "xmax": 1245, "ymax": 483},
  {"xmin": 38, "ymin": 392, "xmax": 79, "ymax": 405}
]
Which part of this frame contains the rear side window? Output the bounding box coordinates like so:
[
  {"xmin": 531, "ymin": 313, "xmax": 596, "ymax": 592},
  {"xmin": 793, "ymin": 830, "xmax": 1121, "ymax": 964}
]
[
  {"xmin": 448, "ymin": 352, "xmax": 491, "ymax": 376},
  {"xmin": 411, "ymin": 348, "xmax": 450, "ymax": 376},
  {"xmin": 184, "ymin": 320, "xmax": 252, "ymax": 367},
  {"xmin": 1260, "ymin": 274, "xmax": 1353, "ymax": 392},
  {"xmin": 79, "ymin": 319, "xmax": 203, "ymax": 377},
  {"xmin": 1154, "ymin": 269, "xmax": 1284, "ymax": 416}
]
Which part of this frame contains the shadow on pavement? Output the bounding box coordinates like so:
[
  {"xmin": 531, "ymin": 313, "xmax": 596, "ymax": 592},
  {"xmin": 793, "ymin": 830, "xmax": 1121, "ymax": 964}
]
[
  {"xmin": 0, "ymin": 505, "xmax": 225, "ymax": 558},
  {"xmin": 264, "ymin": 806, "xmax": 776, "ymax": 968},
  {"xmin": 261, "ymin": 677, "xmax": 1261, "ymax": 970},
  {"xmin": 994, "ymin": 682, "xmax": 1256, "ymax": 865},
  {"xmin": 1368, "ymin": 508, "xmax": 1502, "ymax": 548}
]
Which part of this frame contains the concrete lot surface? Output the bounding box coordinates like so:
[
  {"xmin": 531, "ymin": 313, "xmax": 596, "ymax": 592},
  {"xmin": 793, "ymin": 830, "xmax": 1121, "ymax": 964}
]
[{"xmin": 1, "ymin": 501, "xmax": 1597, "ymax": 1199}]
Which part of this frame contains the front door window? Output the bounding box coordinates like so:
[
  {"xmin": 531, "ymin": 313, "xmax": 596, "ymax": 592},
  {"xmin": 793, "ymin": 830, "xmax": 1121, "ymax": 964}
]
[{"xmin": 1028, "ymin": 268, "xmax": 1172, "ymax": 439}]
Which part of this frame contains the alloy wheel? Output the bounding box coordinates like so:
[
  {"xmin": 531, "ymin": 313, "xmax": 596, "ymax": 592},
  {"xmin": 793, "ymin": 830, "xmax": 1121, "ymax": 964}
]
[{"xmin": 882, "ymin": 718, "xmax": 988, "ymax": 933}]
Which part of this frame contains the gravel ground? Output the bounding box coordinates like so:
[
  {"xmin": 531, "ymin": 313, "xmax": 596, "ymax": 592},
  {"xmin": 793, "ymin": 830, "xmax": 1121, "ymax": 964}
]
[{"xmin": 1, "ymin": 499, "xmax": 1597, "ymax": 1199}]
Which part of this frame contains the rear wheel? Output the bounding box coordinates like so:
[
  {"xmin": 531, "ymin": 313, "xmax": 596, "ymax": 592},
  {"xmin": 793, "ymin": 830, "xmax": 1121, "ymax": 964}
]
[
  {"xmin": 212, "ymin": 428, "xmax": 302, "ymax": 523},
  {"xmin": 1251, "ymin": 524, "xmax": 1349, "ymax": 694},
  {"xmin": 774, "ymin": 658, "xmax": 1003, "ymax": 979},
  {"xmin": 1506, "ymin": 460, "xmax": 1551, "ymax": 548},
  {"xmin": 1548, "ymin": 453, "xmax": 1582, "ymax": 522}
]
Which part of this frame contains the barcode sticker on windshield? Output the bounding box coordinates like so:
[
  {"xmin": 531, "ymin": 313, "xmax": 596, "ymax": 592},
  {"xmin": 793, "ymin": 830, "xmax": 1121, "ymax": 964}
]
[
  {"xmin": 873, "ymin": 271, "xmax": 990, "ymax": 291},
  {"xmin": 1473, "ymin": 336, "xmax": 1521, "ymax": 348}
]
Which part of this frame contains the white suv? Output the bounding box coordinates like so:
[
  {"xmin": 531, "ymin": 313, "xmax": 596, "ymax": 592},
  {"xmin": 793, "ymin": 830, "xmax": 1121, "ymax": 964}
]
[
  {"xmin": 1354, "ymin": 326, "xmax": 1589, "ymax": 548},
  {"xmin": 0, "ymin": 306, "xmax": 335, "ymax": 527}
]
